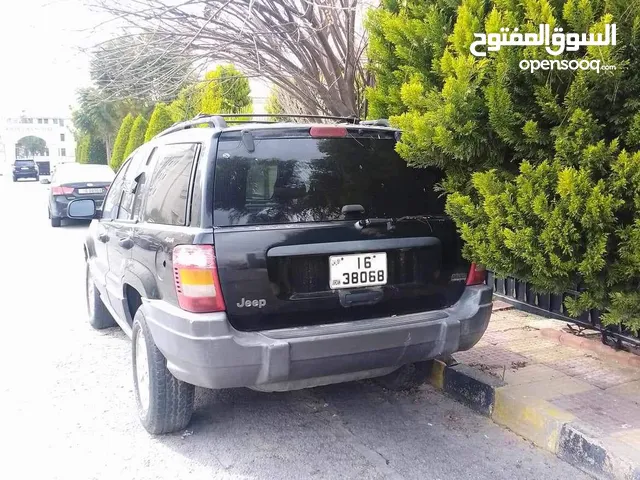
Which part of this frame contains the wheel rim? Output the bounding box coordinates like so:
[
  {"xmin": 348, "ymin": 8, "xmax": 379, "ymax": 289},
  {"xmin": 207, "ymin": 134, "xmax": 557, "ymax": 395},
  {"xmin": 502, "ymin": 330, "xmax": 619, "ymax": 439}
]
[
  {"xmin": 86, "ymin": 269, "xmax": 95, "ymax": 317},
  {"xmin": 135, "ymin": 328, "xmax": 150, "ymax": 413}
]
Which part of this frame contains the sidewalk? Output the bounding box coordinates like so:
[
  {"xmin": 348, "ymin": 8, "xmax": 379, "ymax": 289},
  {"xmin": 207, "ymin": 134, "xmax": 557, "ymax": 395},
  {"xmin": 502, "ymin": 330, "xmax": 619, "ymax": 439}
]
[{"xmin": 429, "ymin": 303, "xmax": 640, "ymax": 480}]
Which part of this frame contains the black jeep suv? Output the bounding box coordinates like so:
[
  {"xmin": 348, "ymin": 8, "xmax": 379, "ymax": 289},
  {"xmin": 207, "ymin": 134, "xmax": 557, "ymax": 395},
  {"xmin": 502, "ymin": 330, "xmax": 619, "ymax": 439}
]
[
  {"xmin": 71, "ymin": 114, "xmax": 493, "ymax": 434},
  {"xmin": 12, "ymin": 159, "xmax": 39, "ymax": 181}
]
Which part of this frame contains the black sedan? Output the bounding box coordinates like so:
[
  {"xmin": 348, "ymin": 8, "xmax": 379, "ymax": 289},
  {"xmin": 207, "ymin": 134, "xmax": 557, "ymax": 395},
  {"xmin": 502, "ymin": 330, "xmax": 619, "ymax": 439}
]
[{"xmin": 46, "ymin": 163, "xmax": 115, "ymax": 227}]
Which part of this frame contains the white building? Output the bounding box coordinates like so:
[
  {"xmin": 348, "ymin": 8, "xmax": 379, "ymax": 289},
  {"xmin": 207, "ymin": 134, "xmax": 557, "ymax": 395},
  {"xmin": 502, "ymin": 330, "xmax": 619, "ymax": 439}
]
[
  {"xmin": 0, "ymin": 111, "xmax": 75, "ymax": 172},
  {"xmin": 253, "ymin": 96, "xmax": 268, "ymax": 114}
]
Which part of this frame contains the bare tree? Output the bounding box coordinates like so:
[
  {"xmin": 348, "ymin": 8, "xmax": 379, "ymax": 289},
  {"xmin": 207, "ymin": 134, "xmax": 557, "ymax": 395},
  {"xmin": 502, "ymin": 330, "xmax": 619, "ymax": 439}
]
[
  {"xmin": 266, "ymin": 84, "xmax": 309, "ymax": 118},
  {"xmin": 87, "ymin": 0, "xmax": 370, "ymax": 117},
  {"xmin": 90, "ymin": 35, "xmax": 196, "ymax": 102}
]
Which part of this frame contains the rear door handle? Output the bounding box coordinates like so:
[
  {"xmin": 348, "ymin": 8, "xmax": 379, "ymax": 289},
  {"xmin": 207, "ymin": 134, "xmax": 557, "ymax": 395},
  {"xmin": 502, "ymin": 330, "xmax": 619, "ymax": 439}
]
[
  {"xmin": 119, "ymin": 237, "xmax": 134, "ymax": 250},
  {"xmin": 98, "ymin": 233, "xmax": 109, "ymax": 243}
]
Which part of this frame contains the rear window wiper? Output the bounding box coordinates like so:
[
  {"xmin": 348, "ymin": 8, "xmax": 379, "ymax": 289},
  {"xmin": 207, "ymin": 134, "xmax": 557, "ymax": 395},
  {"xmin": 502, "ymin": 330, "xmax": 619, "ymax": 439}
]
[{"xmin": 355, "ymin": 216, "xmax": 434, "ymax": 232}]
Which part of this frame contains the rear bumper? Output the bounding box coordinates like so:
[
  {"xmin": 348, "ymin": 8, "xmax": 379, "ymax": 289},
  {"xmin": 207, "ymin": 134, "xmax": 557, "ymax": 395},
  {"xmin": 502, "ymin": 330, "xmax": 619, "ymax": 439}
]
[
  {"xmin": 13, "ymin": 170, "xmax": 38, "ymax": 178},
  {"xmin": 143, "ymin": 285, "xmax": 493, "ymax": 390}
]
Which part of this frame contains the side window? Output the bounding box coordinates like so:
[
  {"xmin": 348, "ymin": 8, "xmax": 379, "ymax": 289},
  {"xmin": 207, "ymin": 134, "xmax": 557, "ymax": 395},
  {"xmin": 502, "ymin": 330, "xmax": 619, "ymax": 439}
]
[
  {"xmin": 101, "ymin": 160, "xmax": 130, "ymax": 221},
  {"xmin": 132, "ymin": 148, "xmax": 157, "ymax": 220},
  {"xmin": 143, "ymin": 143, "xmax": 199, "ymax": 226},
  {"xmin": 118, "ymin": 147, "xmax": 153, "ymax": 221}
]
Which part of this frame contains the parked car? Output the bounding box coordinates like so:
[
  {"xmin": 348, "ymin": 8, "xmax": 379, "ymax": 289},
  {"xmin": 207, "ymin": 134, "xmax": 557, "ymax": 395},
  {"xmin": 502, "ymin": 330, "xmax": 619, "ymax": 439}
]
[
  {"xmin": 35, "ymin": 160, "xmax": 51, "ymax": 176},
  {"xmin": 70, "ymin": 114, "xmax": 493, "ymax": 434},
  {"xmin": 12, "ymin": 159, "xmax": 39, "ymax": 181},
  {"xmin": 47, "ymin": 163, "xmax": 115, "ymax": 227}
]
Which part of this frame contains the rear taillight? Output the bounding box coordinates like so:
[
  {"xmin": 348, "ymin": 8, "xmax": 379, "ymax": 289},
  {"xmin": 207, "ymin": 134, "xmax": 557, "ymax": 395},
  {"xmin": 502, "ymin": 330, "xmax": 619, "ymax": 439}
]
[
  {"xmin": 173, "ymin": 245, "xmax": 226, "ymax": 313},
  {"xmin": 310, "ymin": 126, "xmax": 347, "ymax": 138},
  {"xmin": 466, "ymin": 263, "xmax": 486, "ymax": 286},
  {"xmin": 51, "ymin": 186, "xmax": 74, "ymax": 196}
]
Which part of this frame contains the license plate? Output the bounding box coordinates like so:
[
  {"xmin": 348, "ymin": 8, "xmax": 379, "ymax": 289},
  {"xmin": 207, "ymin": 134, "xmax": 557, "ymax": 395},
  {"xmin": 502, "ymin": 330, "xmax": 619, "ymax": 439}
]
[
  {"xmin": 21, "ymin": 167, "xmax": 29, "ymax": 170},
  {"xmin": 329, "ymin": 252, "xmax": 387, "ymax": 290},
  {"xmin": 79, "ymin": 188, "xmax": 103, "ymax": 194}
]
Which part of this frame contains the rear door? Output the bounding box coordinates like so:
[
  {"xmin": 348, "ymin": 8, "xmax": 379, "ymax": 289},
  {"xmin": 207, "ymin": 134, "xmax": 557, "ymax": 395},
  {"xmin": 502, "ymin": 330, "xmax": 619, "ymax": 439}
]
[
  {"xmin": 131, "ymin": 142, "xmax": 202, "ymax": 305},
  {"xmin": 212, "ymin": 127, "xmax": 469, "ymax": 332},
  {"xmin": 104, "ymin": 147, "xmax": 153, "ymax": 321}
]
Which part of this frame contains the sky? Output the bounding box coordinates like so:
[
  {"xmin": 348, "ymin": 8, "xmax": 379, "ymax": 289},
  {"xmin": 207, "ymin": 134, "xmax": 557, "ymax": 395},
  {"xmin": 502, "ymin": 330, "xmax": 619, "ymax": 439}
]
[
  {"xmin": 0, "ymin": 0, "xmax": 95, "ymax": 117},
  {"xmin": 0, "ymin": 0, "xmax": 270, "ymax": 118}
]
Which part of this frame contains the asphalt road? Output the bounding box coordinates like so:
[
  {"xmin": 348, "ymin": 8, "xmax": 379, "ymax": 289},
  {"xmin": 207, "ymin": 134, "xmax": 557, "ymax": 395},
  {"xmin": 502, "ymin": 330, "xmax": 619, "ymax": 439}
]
[{"xmin": 0, "ymin": 176, "xmax": 590, "ymax": 480}]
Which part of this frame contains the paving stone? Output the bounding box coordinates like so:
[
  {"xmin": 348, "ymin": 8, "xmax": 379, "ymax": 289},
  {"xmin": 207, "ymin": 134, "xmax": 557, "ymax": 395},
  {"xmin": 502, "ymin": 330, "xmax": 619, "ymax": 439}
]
[
  {"xmin": 609, "ymin": 429, "xmax": 640, "ymax": 450},
  {"xmin": 524, "ymin": 318, "xmax": 568, "ymax": 331},
  {"xmin": 525, "ymin": 346, "xmax": 585, "ymax": 365},
  {"xmin": 491, "ymin": 309, "xmax": 535, "ymax": 321},
  {"xmin": 498, "ymin": 376, "xmax": 595, "ymax": 401},
  {"xmin": 552, "ymin": 390, "xmax": 640, "ymax": 435},
  {"xmin": 488, "ymin": 311, "xmax": 534, "ymax": 328},
  {"xmin": 494, "ymin": 363, "xmax": 569, "ymax": 386},
  {"xmin": 552, "ymin": 357, "xmax": 640, "ymax": 389},
  {"xmin": 471, "ymin": 338, "xmax": 491, "ymax": 349},
  {"xmin": 453, "ymin": 345, "xmax": 529, "ymax": 372},
  {"xmin": 492, "ymin": 300, "xmax": 513, "ymax": 311},
  {"xmin": 481, "ymin": 328, "xmax": 531, "ymax": 344},
  {"xmin": 500, "ymin": 336, "xmax": 560, "ymax": 355},
  {"xmin": 605, "ymin": 380, "xmax": 640, "ymax": 406}
]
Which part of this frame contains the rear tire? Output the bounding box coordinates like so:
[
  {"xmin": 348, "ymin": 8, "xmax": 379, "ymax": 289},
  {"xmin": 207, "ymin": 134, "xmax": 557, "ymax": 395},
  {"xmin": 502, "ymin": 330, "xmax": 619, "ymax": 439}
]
[
  {"xmin": 132, "ymin": 309, "xmax": 195, "ymax": 434},
  {"xmin": 12, "ymin": 176, "xmax": 16, "ymax": 182},
  {"xmin": 50, "ymin": 217, "xmax": 61, "ymax": 227},
  {"xmin": 86, "ymin": 264, "xmax": 116, "ymax": 329},
  {"xmin": 375, "ymin": 361, "xmax": 433, "ymax": 391},
  {"xmin": 35, "ymin": 175, "xmax": 40, "ymax": 181}
]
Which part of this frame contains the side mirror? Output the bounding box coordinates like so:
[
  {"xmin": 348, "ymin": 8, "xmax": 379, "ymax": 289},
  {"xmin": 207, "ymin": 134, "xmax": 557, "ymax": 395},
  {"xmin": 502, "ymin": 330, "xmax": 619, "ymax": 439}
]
[
  {"xmin": 40, "ymin": 178, "xmax": 50, "ymax": 184},
  {"xmin": 68, "ymin": 199, "xmax": 97, "ymax": 219}
]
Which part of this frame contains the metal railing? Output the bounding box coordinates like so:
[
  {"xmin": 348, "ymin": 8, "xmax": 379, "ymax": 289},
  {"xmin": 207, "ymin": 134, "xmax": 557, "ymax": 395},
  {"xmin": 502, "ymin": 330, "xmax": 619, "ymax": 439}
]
[{"xmin": 488, "ymin": 272, "xmax": 640, "ymax": 351}]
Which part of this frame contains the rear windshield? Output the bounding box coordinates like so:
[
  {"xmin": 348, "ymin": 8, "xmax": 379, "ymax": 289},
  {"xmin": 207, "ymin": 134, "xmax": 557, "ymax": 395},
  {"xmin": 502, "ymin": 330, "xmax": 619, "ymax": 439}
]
[
  {"xmin": 57, "ymin": 165, "xmax": 115, "ymax": 183},
  {"xmin": 15, "ymin": 160, "xmax": 35, "ymax": 166},
  {"xmin": 213, "ymin": 132, "xmax": 446, "ymax": 226}
]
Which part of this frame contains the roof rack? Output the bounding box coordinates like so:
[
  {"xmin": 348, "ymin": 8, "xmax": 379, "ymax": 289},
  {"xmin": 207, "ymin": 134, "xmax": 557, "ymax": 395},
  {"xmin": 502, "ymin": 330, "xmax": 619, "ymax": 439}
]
[
  {"xmin": 154, "ymin": 113, "xmax": 362, "ymax": 138},
  {"xmin": 359, "ymin": 119, "xmax": 391, "ymax": 127},
  {"xmin": 155, "ymin": 114, "xmax": 227, "ymax": 138},
  {"xmin": 210, "ymin": 113, "xmax": 361, "ymax": 123}
]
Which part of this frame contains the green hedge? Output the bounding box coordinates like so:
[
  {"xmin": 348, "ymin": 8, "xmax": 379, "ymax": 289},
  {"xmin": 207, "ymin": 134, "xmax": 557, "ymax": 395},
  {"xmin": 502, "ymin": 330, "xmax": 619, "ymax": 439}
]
[{"xmin": 366, "ymin": 0, "xmax": 640, "ymax": 333}]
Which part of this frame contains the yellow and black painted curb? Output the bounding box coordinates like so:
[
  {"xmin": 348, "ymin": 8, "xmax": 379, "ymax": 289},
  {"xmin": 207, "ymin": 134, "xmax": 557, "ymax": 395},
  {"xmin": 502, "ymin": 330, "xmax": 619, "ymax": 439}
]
[{"xmin": 428, "ymin": 360, "xmax": 640, "ymax": 480}]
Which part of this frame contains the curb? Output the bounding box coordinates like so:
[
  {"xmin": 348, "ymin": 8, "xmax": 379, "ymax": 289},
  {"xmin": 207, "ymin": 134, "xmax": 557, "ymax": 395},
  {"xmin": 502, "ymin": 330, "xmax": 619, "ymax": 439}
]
[
  {"xmin": 429, "ymin": 360, "xmax": 640, "ymax": 480},
  {"xmin": 540, "ymin": 328, "xmax": 640, "ymax": 369}
]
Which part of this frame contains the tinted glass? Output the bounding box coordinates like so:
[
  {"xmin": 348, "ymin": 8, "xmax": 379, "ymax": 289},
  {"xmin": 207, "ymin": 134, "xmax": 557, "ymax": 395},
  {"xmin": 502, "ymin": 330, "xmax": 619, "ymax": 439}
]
[
  {"xmin": 142, "ymin": 143, "xmax": 198, "ymax": 225},
  {"xmin": 131, "ymin": 148, "xmax": 156, "ymax": 219},
  {"xmin": 15, "ymin": 160, "xmax": 35, "ymax": 167},
  {"xmin": 213, "ymin": 133, "xmax": 446, "ymax": 226},
  {"xmin": 118, "ymin": 147, "xmax": 152, "ymax": 220},
  {"xmin": 101, "ymin": 160, "xmax": 129, "ymax": 220}
]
